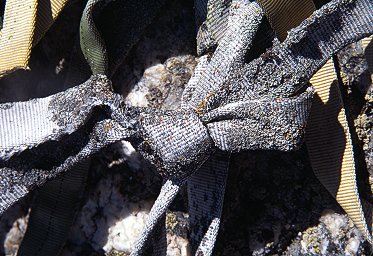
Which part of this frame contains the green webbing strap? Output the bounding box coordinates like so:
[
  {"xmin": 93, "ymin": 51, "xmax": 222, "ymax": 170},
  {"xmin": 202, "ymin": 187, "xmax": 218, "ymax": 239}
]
[
  {"xmin": 80, "ymin": 0, "xmax": 168, "ymax": 77},
  {"xmin": 80, "ymin": 0, "xmax": 108, "ymax": 75}
]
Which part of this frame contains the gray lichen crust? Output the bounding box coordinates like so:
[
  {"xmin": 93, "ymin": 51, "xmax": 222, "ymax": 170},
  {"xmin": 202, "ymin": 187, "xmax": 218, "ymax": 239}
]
[{"xmin": 0, "ymin": 0, "xmax": 372, "ymax": 255}]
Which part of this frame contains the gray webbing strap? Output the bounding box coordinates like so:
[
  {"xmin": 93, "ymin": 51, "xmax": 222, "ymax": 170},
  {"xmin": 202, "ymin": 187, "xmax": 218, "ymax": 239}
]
[
  {"xmin": 0, "ymin": 75, "xmax": 133, "ymax": 214},
  {"xmin": 188, "ymin": 0, "xmax": 373, "ymax": 110},
  {"xmin": 151, "ymin": 213, "xmax": 167, "ymax": 256},
  {"xmin": 0, "ymin": 0, "xmax": 372, "ymax": 255},
  {"xmin": 17, "ymin": 12, "xmax": 97, "ymax": 253},
  {"xmin": 195, "ymin": 0, "xmax": 231, "ymax": 55},
  {"xmin": 17, "ymin": 160, "xmax": 90, "ymax": 256},
  {"xmin": 187, "ymin": 2, "xmax": 261, "ymax": 254},
  {"xmin": 130, "ymin": 178, "xmax": 186, "ymax": 256},
  {"xmin": 188, "ymin": 151, "xmax": 230, "ymax": 255}
]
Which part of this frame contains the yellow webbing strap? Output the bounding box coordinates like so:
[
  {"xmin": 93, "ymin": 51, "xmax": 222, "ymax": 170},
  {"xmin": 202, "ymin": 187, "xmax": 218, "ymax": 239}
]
[
  {"xmin": 258, "ymin": 0, "xmax": 373, "ymax": 242},
  {"xmin": 256, "ymin": 0, "xmax": 315, "ymax": 41},
  {"xmin": 362, "ymin": 36, "xmax": 373, "ymax": 87},
  {"xmin": 306, "ymin": 59, "xmax": 373, "ymax": 243},
  {"xmin": 0, "ymin": 0, "xmax": 68, "ymax": 77}
]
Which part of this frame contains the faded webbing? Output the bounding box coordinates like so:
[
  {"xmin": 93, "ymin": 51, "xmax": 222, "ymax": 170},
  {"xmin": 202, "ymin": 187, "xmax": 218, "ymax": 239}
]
[
  {"xmin": 80, "ymin": 0, "xmax": 168, "ymax": 77},
  {"xmin": 188, "ymin": 151, "xmax": 230, "ymax": 255},
  {"xmin": 17, "ymin": 160, "xmax": 90, "ymax": 256},
  {"xmin": 0, "ymin": 0, "xmax": 372, "ymax": 255},
  {"xmin": 188, "ymin": 0, "xmax": 274, "ymax": 253},
  {"xmin": 0, "ymin": 0, "xmax": 69, "ymax": 76},
  {"xmin": 257, "ymin": 0, "xmax": 373, "ymax": 242},
  {"xmin": 131, "ymin": 178, "xmax": 186, "ymax": 256},
  {"xmin": 0, "ymin": 75, "xmax": 134, "ymax": 214},
  {"xmin": 362, "ymin": 36, "xmax": 373, "ymax": 86},
  {"xmin": 306, "ymin": 59, "xmax": 373, "ymax": 242},
  {"xmin": 134, "ymin": 0, "xmax": 370, "ymax": 253},
  {"xmin": 257, "ymin": 0, "xmax": 316, "ymax": 41},
  {"xmin": 188, "ymin": 0, "xmax": 373, "ymax": 110},
  {"xmin": 16, "ymin": 10, "xmax": 100, "ymax": 253},
  {"xmin": 195, "ymin": 0, "xmax": 231, "ymax": 55},
  {"xmin": 187, "ymin": 1, "xmax": 261, "ymax": 253}
]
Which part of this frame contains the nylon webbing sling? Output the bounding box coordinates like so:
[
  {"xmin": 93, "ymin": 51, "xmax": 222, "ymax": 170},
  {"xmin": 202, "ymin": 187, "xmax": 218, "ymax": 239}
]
[
  {"xmin": 17, "ymin": 160, "xmax": 90, "ymax": 256},
  {"xmin": 16, "ymin": 1, "xmax": 168, "ymax": 255},
  {"xmin": 305, "ymin": 7, "xmax": 373, "ymax": 245},
  {"xmin": 307, "ymin": 59, "xmax": 373, "ymax": 242},
  {"xmin": 257, "ymin": 0, "xmax": 315, "ymax": 41},
  {"xmin": 257, "ymin": 0, "xmax": 373, "ymax": 243},
  {"xmin": 0, "ymin": 0, "xmax": 372, "ymax": 255},
  {"xmin": 363, "ymin": 36, "xmax": 373, "ymax": 88},
  {"xmin": 0, "ymin": 0, "xmax": 69, "ymax": 76}
]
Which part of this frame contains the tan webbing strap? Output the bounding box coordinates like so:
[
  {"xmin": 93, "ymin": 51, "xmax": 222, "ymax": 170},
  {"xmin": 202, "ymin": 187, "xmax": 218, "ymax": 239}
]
[
  {"xmin": 307, "ymin": 59, "xmax": 373, "ymax": 243},
  {"xmin": 256, "ymin": 0, "xmax": 315, "ymax": 41},
  {"xmin": 0, "ymin": 0, "xmax": 68, "ymax": 77},
  {"xmin": 362, "ymin": 36, "xmax": 373, "ymax": 86},
  {"xmin": 362, "ymin": 35, "xmax": 373, "ymax": 197},
  {"xmin": 33, "ymin": 0, "xmax": 69, "ymax": 46},
  {"xmin": 258, "ymin": 0, "xmax": 373, "ymax": 242}
]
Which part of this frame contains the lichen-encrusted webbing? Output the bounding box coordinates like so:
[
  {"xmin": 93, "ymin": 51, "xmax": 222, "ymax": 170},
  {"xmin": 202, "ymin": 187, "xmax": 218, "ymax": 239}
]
[
  {"xmin": 0, "ymin": 0, "xmax": 372, "ymax": 255},
  {"xmin": 258, "ymin": 0, "xmax": 373, "ymax": 244}
]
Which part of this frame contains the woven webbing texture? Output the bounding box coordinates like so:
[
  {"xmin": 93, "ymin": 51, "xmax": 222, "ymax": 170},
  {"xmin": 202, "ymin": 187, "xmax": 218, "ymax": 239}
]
[
  {"xmin": 80, "ymin": 0, "xmax": 167, "ymax": 77},
  {"xmin": 258, "ymin": 0, "xmax": 373, "ymax": 242},
  {"xmin": 257, "ymin": 0, "xmax": 316, "ymax": 41},
  {"xmin": 0, "ymin": 0, "xmax": 69, "ymax": 76},
  {"xmin": 306, "ymin": 59, "xmax": 373, "ymax": 242},
  {"xmin": 188, "ymin": 151, "xmax": 230, "ymax": 254},
  {"xmin": 362, "ymin": 36, "xmax": 373, "ymax": 85},
  {"xmin": 17, "ymin": 160, "xmax": 90, "ymax": 256},
  {"xmin": 0, "ymin": 0, "xmax": 373, "ymax": 255},
  {"xmin": 80, "ymin": 0, "xmax": 108, "ymax": 75},
  {"xmin": 187, "ymin": 0, "xmax": 373, "ymax": 112}
]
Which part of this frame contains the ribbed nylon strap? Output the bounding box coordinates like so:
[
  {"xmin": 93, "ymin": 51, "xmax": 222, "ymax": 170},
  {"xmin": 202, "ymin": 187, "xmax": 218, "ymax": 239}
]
[
  {"xmin": 257, "ymin": 0, "xmax": 315, "ymax": 41},
  {"xmin": 258, "ymin": 0, "xmax": 373, "ymax": 242},
  {"xmin": 131, "ymin": 178, "xmax": 186, "ymax": 256},
  {"xmin": 80, "ymin": 0, "xmax": 108, "ymax": 75},
  {"xmin": 362, "ymin": 36, "xmax": 373, "ymax": 86},
  {"xmin": 307, "ymin": 59, "xmax": 373, "ymax": 242},
  {"xmin": 0, "ymin": 0, "xmax": 68, "ymax": 76},
  {"xmin": 16, "ymin": 15, "xmax": 96, "ymax": 254},
  {"xmin": 0, "ymin": 0, "xmax": 38, "ymax": 75},
  {"xmin": 188, "ymin": 151, "xmax": 230, "ymax": 255},
  {"xmin": 17, "ymin": 160, "xmax": 90, "ymax": 256},
  {"xmin": 0, "ymin": 1, "xmax": 372, "ymax": 255},
  {"xmin": 33, "ymin": 0, "xmax": 69, "ymax": 45},
  {"xmin": 306, "ymin": 9, "xmax": 373, "ymax": 245}
]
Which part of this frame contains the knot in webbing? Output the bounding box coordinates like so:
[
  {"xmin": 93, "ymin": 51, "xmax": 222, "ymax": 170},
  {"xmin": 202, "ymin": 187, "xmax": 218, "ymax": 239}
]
[{"xmin": 0, "ymin": 0, "xmax": 373, "ymax": 254}]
